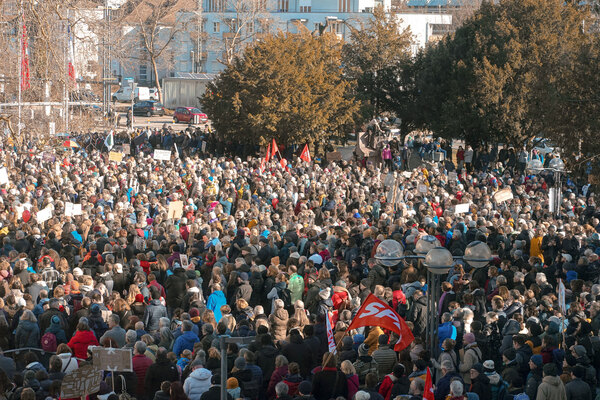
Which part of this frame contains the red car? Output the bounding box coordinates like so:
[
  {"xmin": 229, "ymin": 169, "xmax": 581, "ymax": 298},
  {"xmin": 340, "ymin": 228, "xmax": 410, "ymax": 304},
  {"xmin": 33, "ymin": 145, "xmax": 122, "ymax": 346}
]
[{"xmin": 173, "ymin": 107, "xmax": 208, "ymax": 124}]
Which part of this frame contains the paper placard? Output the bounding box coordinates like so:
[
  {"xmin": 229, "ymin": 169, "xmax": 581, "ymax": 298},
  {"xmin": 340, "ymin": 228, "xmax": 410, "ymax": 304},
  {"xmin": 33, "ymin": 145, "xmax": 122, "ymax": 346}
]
[
  {"xmin": 326, "ymin": 151, "xmax": 342, "ymax": 161},
  {"xmin": 72, "ymin": 203, "xmax": 82, "ymax": 216},
  {"xmin": 271, "ymin": 256, "xmax": 280, "ymax": 266},
  {"xmin": 109, "ymin": 152, "xmax": 124, "ymax": 162},
  {"xmin": 122, "ymin": 144, "xmax": 130, "ymax": 154},
  {"xmin": 61, "ymin": 365, "xmax": 103, "ymax": 398},
  {"xmin": 167, "ymin": 200, "xmax": 184, "ymax": 220},
  {"xmin": 64, "ymin": 202, "xmax": 74, "ymax": 217},
  {"xmin": 153, "ymin": 149, "xmax": 171, "ymax": 161},
  {"xmin": 90, "ymin": 346, "xmax": 133, "ymax": 372},
  {"xmin": 454, "ymin": 203, "xmax": 471, "ymax": 214},
  {"xmin": 418, "ymin": 184, "xmax": 428, "ymax": 193},
  {"xmin": 0, "ymin": 167, "xmax": 8, "ymax": 185},
  {"xmin": 180, "ymin": 254, "xmax": 190, "ymax": 269},
  {"xmin": 402, "ymin": 171, "xmax": 412, "ymax": 178},
  {"xmin": 494, "ymin": 188, "xmax": 514, "ymax": 203},
  {"xmin": 36, "ymin": 207, "xmax": 53, "ymax": 224},
  {"xmin": 448, "ymin": 171, "xmax": 457, "ymax": 181}
]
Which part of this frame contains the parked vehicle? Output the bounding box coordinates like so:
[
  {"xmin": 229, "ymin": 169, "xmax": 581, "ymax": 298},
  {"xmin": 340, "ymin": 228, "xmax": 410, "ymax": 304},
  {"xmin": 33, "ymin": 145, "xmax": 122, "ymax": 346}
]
[
  {"xmin": 112, "ymin": 86, "xmax": 150, "ymax": 102},
  {"xmin": 149, "ymin": 88, "xmax": 159, "ymax": 101},
  {"xmin": 132, "ymin": 101, "xmax": 165, "ymax": 117},
  {"xmin": 173, "ymin": 107, "xmax": 208, "ymax": 124}
]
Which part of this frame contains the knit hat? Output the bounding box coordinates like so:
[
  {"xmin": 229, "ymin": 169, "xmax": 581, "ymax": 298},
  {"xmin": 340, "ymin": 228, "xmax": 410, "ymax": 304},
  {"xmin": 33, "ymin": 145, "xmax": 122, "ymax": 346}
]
[
  {"xmin": 135, "ymin": 294, "xmax": 144, "ymax": 303},
  {"xmin": 72, "ymin": 267, "xmax": 83, "ymax": 277},
  {"xmin": 358, "ymin": 343, "xmax": 369, "ymax": 356},
  {"xmin": 239, "ymin": 272, "xmax": 249, "ymax": 281},
  {"xmin": 189, "ymin": 308, "xmax": 200, "ymax": 318},
  {"xmin": 226, "ymin": 378, "xmax": 239, "ymax": 389},
  {"xmin": 471, "ymin": 363, "xmax": 484, "ymax": 374},
  {"xmin": 234, "ymin": 357, "xmax": 246, "ymax": 370},
  {"xmin": 530, "ymin": 355, "xmax": 543, "ymax": 367},
  {"xmin": 463, "ymin": 333, "xmax": 476, "ymax": 344},
  {"xmin": 51, "ymin": 315, "xmax": 61, "ymax": 325},
  {"xmin": 503, "ymin": 348, "xmax": 516, "ymax": 361},
  {"xmin": 90, "ymin": 303, "xmax": 101, "ymax": 315},
  {"xmin": 318, "ymin": 287, "xmax": 331, "ymax": 300},
  {"xmin": 483, "ymin": 360, "xmax": 495, "ymax": 372},
  {"xmin": 298, "ymin": 381, "xmax": 312, "ymax": 395},
  {"xmin": 573, "ymin": 345, "xmax": 587, "ymax": 357}
]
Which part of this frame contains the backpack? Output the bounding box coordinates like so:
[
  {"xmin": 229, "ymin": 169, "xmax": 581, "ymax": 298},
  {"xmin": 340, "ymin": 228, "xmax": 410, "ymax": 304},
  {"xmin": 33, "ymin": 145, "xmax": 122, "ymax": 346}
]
[
  {"xmin": 279, "ymin": 288, "xmax": 292, "ymax": 310},
  {"xmin": 41, "ymin": 332, "xmax": 57, "ymax": 352}
]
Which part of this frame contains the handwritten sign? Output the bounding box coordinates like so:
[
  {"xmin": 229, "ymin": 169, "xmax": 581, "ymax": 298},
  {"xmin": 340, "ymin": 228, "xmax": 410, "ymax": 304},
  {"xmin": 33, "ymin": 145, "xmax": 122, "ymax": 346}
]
[
  {"xmin": 0, "ymin": 167, "xmax": 8, "ymax": 186},
  {"xmin": 454, "ymin": 203, "xmax": 471, "ymax": 214},
  {"xmin": 90, "ymin": 346, "xmax": 133, "ymax": 372},
  {"xmin": 418, "ymin": 184, "xmax": 428, "ymax": 194},
  {"xmin": 61, "ymin": 365, "xmax": 103, "ymax": 398},
  {"xmin": 122, "ymin": 144, "xmax": 130, "ymax": 154},
  {"xmin": 36, "ymin": 207, "xmax": 53, "ymax": 224},
  {"xmin": 167, "ymin": 201, "xmax": 184, "ymax": 220},
  {"xmin": 494, "ymin": 188, "xmax": 514, "ymax": 203},
  {"xmin": 153, "ymin": 149, "xmax": 171, "ymax": 161},
  {"xmin": 326, "ymin": 151, "xmax": 342, "ymax": 161},
  {"xmin": 180, "ymin": 254, "xmax": 190, "ymax": 269},
  {"xmin": 109, "ymin": 152, "xmax": 124, "ymax": 162}
]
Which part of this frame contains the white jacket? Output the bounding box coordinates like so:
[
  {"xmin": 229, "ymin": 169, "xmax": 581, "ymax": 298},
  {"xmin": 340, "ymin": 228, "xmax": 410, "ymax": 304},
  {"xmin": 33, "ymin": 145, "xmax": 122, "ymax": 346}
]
[{"xmin": 183, "ymin": 367, "xmax": 212, "ymax": 398}]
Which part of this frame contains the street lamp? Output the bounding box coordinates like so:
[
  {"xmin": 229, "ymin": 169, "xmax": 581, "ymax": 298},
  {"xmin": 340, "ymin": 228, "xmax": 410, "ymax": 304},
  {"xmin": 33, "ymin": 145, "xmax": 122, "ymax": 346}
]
[
  {"xmin": 424, "ymin": 246, "xmax": 453, "ymax": 356},
  {"xmin": 464, "ymin": 241, "xmax": 492, "ymax": 269},
  {"xmin": 415, "ymin": 235, "xmax": 441, "ymax": 256},
  {"xmin": 374, "ymin": 239, "xmax": 404, "ymax": 267},
  {"xmin": 527, "ymin": 156, "xmax": 567, "ymax": 217},
  {"xmin": 527, "ymin": 159, "xmax": 543, "ymax": 173}
]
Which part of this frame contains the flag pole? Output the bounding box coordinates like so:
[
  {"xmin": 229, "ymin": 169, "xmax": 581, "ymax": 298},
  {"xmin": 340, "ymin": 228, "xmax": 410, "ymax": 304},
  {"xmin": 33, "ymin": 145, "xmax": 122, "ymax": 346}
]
[{"xmin": 17, "ymin": 3, "xmax": 23, "ymax": 146}]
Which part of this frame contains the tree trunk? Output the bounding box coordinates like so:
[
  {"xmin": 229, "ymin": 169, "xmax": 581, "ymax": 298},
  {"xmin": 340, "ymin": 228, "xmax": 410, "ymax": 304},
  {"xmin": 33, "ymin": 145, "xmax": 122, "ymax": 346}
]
[{"xmin": 151, "ymin": 56, "xmax": 162, "ymax": 103}]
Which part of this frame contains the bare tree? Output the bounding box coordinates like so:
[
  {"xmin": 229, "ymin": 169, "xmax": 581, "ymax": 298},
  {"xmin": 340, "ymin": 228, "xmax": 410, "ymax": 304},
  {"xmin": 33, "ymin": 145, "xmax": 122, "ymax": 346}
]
[
  {"xmin": 127, "ymin": 0, "xmax": 193, "ymax": 101},
  {"xmin": 212, "ymin": 0, "xmax": 269, "ymax": 66}
]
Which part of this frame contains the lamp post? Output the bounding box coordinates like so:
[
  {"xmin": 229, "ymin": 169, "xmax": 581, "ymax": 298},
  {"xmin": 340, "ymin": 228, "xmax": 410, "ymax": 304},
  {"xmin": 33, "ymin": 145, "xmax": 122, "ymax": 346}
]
[
  {"xmin": 423, "ymin": 246, "xmax": 453, "ymax": 356},
  {"xmin": 527, "ymin": 157, "xmax": 566, "ymax": 217},
  {"xmin": 415, "ymin": 235, "xmax": 440, "ymax": 351}
]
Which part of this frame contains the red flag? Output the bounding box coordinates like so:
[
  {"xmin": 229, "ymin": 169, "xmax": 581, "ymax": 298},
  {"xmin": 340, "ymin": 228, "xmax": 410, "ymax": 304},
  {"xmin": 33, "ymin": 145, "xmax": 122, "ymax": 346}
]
[
  {"xmin": 272, "ymin": 139, "xmax": 279, "ymax": 157},
  {"xmin": 280, "ymin": 158, "xmax": 288, "ymax": 171},
  {"xmin": 347, "ymin": 294, "xmax": 414, "ymax": 351},
  {"xmin": 265, "ymin": 143, "xmax": 271, "ymax": 162},
  {"xmin": 21, "ymin": 14, "xmax": 30, "ymax": 91},
  {"xmin": 67, "ymin": 25, "xmax": 76, "ymax": 84},
  {"xmin": 259, "ymin": 157, "xmax": 266, "ymax": 173},
  {"xmin": 423, "ymin": 367, "xmax": 434, "ymax": 400},
  {"xmin": 300, "ymin": 144, "xmax": 311, "ymax": 163}
]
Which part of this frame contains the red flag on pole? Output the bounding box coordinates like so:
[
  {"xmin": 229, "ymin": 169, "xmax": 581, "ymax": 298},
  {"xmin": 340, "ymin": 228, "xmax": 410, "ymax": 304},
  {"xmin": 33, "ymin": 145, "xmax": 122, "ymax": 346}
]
[
  {"xmin": 300, "ymin": 144, "xmax": 311, "ymax": 163},
  {"xmin": 326, "ymin": 311, "xmax": 336, "ymax": 354},
  {"xmin": 265, "ymin": 143, "xmax": 271, "ymax": 162},
  {"xmin": 423, "ymin": 367, "xmax": 434, "ymax": 400},
  {"xmin": 346, "ymin": 294, "xmax": 414, "ymax": 351},
  {"xmin": 21, "ymin": 14, "xmax": 30, "ymax": 91},
  {"xmin": 272, "ymin": 139, "xmax": 279, "ymax": 157},
  {"xmin": 259, "ymin": 157, "xmax": 266, "ymax": 173},
  {"xmin": 67, "ymin": 24, "xmax": 77, "ymax": 85}
]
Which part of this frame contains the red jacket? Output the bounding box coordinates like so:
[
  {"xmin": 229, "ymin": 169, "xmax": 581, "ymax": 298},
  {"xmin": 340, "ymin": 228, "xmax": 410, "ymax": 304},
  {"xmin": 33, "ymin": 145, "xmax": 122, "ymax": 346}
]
[
  {"xmin": 67, "ymin": 329, "xmax": 99, "ymax": 359},
  {"xmin": 132, "ymin": 354, "xmax": 153, "ymax": 396},
  {"xmin": 378, "ymin": 374, "xmax": 397, "ymax": 400}
]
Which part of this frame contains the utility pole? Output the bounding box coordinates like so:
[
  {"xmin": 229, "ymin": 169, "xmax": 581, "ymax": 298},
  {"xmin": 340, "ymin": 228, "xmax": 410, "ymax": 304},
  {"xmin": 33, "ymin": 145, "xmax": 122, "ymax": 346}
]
[{"xmin": 196, "ymin": 0, "xmax": 203, "ymax": 73}]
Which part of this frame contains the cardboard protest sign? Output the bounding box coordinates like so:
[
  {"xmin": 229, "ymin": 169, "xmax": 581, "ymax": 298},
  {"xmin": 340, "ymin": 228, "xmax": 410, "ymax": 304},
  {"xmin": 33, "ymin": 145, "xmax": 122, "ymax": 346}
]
[
  {"xmin": 326, "ymin": 151, "xmax": 342, "ymax": 161},
  {"xmin": 61, "ymin": 365, "xmax": 103, "ymax": 398},
  {"xmin": 454, "ymin": 203, "xmax": 471, "ymax": 214},
  {"xmin": 122, "ymin": 144, "xmax": 130, "ymax": 154},
  {"xmin": 90, "ymin": 346, "xmax": 133, "ymax": 372},
  {"xmin": 153, "ymin": 149, "xmax": 171, "ymax": 161},
  {"xmin": 36, "ymin": 207, "xmax": 53, "ymax": 224},
  {"xmin": 64, "ymin": 202, "xmax": 74, "ymax": 217},
  {"xmin": 180, "ymin": 254, "xmax": 189, "ymax": 269},
  {"xmin": 109, "ymin": 152, "xmax": 124, "ymax": 162},
  {"xmin": 0, "ymin": 167, "xmax": 8, "ymax": 186},
  {"xmin": 167, "ymin": 201, "xmax": 184, "ymax": 220},
  {"xmin": 271, "ymin": 256, "xmax": 280, "ymax": 266},
  {"xmin": 494, "ymin": 188, "xmax": 514, "ymax": 203}
]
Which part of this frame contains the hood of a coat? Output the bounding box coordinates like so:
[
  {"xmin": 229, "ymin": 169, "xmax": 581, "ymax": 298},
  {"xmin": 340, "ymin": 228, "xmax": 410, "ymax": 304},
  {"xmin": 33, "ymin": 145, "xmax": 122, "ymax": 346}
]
[
  {"xmin": 272, "ymin": 308, "xmax": 289, "ymax": 323},
  {"xmin": 189, "ymin": 367, "xmax": 212, "ymax": 381},
  {"xmin": 541, "ymin": 375, "xmax": 562, "ymax": 387}
]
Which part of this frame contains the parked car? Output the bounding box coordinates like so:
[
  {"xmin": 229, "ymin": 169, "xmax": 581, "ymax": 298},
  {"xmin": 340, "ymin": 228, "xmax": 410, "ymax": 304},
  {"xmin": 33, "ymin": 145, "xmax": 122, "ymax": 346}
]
[
  {"xmin": 173, "ymin": 107, "xmax": 208, "ymax": 124},
  {"xmin": 132, "ymin": 101, "xmax": 165, "ymax": 117},
  {"xmin": 532, "ymin": 138, "xmax": 559, "ymax": 155},
  {"xmin": 149, "ymin": 88, "xmax": 159, "ymax": 101},
  {"xmin": 112, "ymin": 86, "xmax": 150, "ymax": 102}
]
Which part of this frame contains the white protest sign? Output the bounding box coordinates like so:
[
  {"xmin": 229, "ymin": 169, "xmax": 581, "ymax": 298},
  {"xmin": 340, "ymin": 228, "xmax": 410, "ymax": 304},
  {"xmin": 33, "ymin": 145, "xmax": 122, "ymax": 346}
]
[
  {"xmin": 64, "ymin": 202, "xmax": 74, "ymax": 217},
  {"xmin": 73, "ymin": 204, "xmax": 82, "ymax": 216},
  {"xmin": 153, "ymin": 149, "xmax": 171, "ymax": 161},
  {"xmin": 454, "ymin": 203, "xmax": 471, "ymax": 214},
  {"xmin": 448, "ymin": 171, "xmax": 457, "ymax": 181},
  {"xmin": 418, "ymin": 184, "xmax": 428, "ymax": 194},
  {"xmin": 494, "ymin": 188, "xmax": 514, "ymax": 203},
  {"xmin": 0, "ymin": 167, "xmax": 8, "ymax": 185},
  {"xmin": 36, "ymin": 207, "xmax": 53, "ymax": 224}
]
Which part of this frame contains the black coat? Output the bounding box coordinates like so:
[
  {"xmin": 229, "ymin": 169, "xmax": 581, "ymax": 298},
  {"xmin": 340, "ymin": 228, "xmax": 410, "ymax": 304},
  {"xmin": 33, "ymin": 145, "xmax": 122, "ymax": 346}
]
[
  {"xmin": 165, "ymin": 269, "xmax": 187, "ymax": 308},
  {"xmin": 200, "ymin": 386, "xmax": 233, "ymax": 400},
  {"xmin": 145, "ymin": 360, "xmax": 179, "ymax": 396},
  {"xmin": 312, "ymin": 369, "xmax": 347, "ymax": 400},
  {"xmin": 469, "ymin": 373, "xmax": 491, "ymax": 400},
  {"xmin": 407, "ymin": 296, "xmax": 427, "ymax": 337},
  {"xmin": 282, "ymin": 334, "xmax": 313, "ymax": 377},
  {"xmin": 565, "ymin": 378, "xmax": 592, "ymax": 400}
]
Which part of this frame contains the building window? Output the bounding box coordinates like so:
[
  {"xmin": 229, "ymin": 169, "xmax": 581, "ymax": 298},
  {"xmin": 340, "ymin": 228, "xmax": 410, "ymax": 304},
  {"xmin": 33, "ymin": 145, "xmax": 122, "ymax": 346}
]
[
  {"xmin": 213, "ymin": 22, "xmax": 220, "ymax": 33},
  {"xmin": 206, "ymin": 0, "xmax": 225, "ymax": 12},
  {"xmin": 277, "ymin": 0, "xmax": 288, "ymax": 12},
  {"xmin": 300, "ymin": 6, "xmax": 311, "ymax": 12},
  {"xmin": 338, "ymin": 0, "xmax": 349, "ymax": 12},
  {"xmin": 139, "ymin": 64, "xmax": 147, "ymax": 81},
  {"xmin": 247, "ymin": 20, "xmax": 254, "ymax": 33}
]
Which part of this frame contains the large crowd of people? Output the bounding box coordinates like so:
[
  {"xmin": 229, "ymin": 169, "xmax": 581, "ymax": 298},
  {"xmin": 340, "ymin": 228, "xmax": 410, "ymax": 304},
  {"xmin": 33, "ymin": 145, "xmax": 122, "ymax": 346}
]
[{"xmin": 0, "ymin": 126, "xmax": 598, "ymax": 400}]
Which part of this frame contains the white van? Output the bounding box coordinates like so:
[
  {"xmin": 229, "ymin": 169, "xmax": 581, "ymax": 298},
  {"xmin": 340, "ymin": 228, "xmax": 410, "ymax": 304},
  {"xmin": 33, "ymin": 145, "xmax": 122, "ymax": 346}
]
[{"xmin": 112, "ymin": 86, "xmax": 150, "ymax": 102}]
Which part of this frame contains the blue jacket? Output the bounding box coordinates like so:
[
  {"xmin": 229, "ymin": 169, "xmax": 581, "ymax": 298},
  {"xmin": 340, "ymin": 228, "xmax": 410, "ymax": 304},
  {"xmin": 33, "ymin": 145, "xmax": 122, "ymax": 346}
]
[
  {"xmin": 173, "ymin": 331, "xmax": 200, "ymax": 357},
  {"xmin": 207, "ymin": 291, "xmax": 226, "ymax": 322},
  {"xmin": 438, "ymin": 321, "xmax": 457, "ymax": 350}
]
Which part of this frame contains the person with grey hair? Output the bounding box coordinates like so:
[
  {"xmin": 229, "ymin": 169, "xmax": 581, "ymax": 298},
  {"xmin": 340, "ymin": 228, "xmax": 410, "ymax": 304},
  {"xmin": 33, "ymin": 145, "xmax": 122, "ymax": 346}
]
[
  {"xmin": 434, "ymin": 360, "xmax": 463, "ymax": 400},
  {"xmin": 449, "ymin": 380, "xmax": 465, "ymax": 399},
  {"xmin": 132, "ymin": 340, "xmax": 153, "ymax": 398},
  {"xmin": 173, "ymin": 319, "xmax": 200, "ymax": 357},
  {"xmin": 274, "ymin": 381, "xmax": 289, "ymax": 399},
  {"xmin": 100, "ymin": 313, "xmax": 126, "ymax": 347},
  {"xmin": 124, "ymin": 329, "xmax": 137, "ymax": 348}
]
